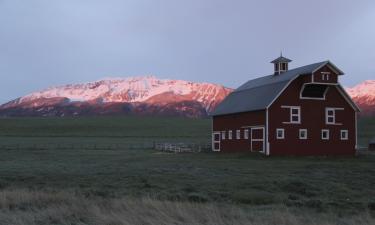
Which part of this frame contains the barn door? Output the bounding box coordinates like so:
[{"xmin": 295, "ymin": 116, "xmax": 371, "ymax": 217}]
[
  {"xmin": 212, "ymin": 132, "xmax": 221, "ymax": 151},
  {"xmin": 251, "ymin": 127, "xmax": 264, "ymax": 152}
]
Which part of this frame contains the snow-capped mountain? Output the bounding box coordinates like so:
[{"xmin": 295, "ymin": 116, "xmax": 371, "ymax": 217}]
[
  {"xmin": 0, "ymin": 76, "xmax": 233, "ymax": 118},
  {"xmin": 346, "ymin": 80, "xmax": 375, "ymax": 116}
]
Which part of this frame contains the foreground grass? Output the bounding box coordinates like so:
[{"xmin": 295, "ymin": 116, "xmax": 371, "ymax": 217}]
[
  {"xmin": 0, "ymin": 116, "xmax": 374, "ymax": 224},
  {"xmin": 0, "ymin": 148, "xmax": 375, "ymax": 213},
  {"xmin": 0, "ymin": 189, "xmax": 373, "ymax": 225}
]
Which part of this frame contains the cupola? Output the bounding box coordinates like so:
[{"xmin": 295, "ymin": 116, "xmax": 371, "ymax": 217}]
[{"xmin": 271, "ymin": 53, "xmax": 292, "ymax": 75}]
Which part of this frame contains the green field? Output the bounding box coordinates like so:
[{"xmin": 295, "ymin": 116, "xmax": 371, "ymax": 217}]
[{"xmin": 0, "ymin": 116, "xmax": 374, "ymax": 225}]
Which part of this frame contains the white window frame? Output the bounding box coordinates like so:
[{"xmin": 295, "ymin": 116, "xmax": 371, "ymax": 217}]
[
  {"xmin": 340, "ymin": 130, "xmax": 348, "ymax": 140},
  {"xmin": 299, "ymin": 129, "xmax": 307, "ymax": 140},
  {"xmin": 236, "ymin": 130, "xmax": 241, "ymax": 140},
  {"xmin": 221, "ymin": 131, "xmax": 226, "ymax": 140},
  {"xmin": 321, "ymin": 129, "xmax": 329, "ymax": 140},
  {"xmin": 228, "ymin": 130, "xmax": 232, "ymax": 140},
  {"xmin": 244, "ymin": 129, "xmax": 249, "ymax": 139},
  {"xmin": 299, "ymin": 83, "xmax": 329, "ymax": 100},
  {"xmin": 276, "ymin": 128, "xmax": 285, "ymax": 139},
  {"xmin": 281, "ymin": 106, "xmax": 301, "ymax": 124},
  {"xmin": 325, "ymin": 107, "xmax": 343, "ymax": 125},
  {"xmin": 321, "ymin": 72, "xmax": 330, "ymax": 81}
]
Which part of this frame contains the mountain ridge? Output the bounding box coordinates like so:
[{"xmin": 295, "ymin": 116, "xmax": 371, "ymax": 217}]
[{"xmin": 0, "ymin": 77, "xmax": 374, "ymax": 117}]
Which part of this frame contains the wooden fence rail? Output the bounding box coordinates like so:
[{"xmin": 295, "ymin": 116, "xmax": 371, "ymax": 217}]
[
  {"xmin": 0, "ymin": 142, "xmax": 211, "ymax": 152},
  {"xmin": 154, "ymin": 142, "xmax": 211, "ymax": 153}
]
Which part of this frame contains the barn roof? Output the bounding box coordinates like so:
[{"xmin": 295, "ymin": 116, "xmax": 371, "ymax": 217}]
[{"xmin": 211, "ymin": 61, "xmax": 355, "ymax": 116}]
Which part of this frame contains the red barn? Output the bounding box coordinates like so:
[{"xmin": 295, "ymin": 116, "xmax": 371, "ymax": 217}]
[{"xmin": 211, "ymin": 55, "xmax": 360, "ymax": 156}]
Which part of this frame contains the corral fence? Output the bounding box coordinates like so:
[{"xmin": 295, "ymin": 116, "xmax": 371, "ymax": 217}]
[
  {"xmin": 357, "ymin": 147, "xmax": 375, "ymax": 155},
  {"xmin": 0, "ymin": 141, "xmax": 212, "ymax": 152},
  {"xmin": 0, "ymin": 142, "xmax": 155, "ymax": 151},
  {"xmin": 154, "ymin": 142, "xmax": 211, "ymax": 153}
]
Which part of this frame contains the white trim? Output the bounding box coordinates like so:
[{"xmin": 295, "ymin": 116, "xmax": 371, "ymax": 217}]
[
  {"xmin": 355, "ymin": 111, "xmax": 358, "ymax": 149},
  {"xmin": 321, "ymin": 72, "xmax": 331, "ymax": 81},
  {"xmin": 241, "ymin": 125, "xmax": 267, "ymax": 128},
  {"xmin": 340, "ymin": 130, "xmax": 348, "ymax": 140},
  {"xmin": 299, "ymin": 129, "xmax": 307, "ymax": 139},
  {"xmin": 281, "ymin": 106, "xmax": 301, "ymax": 124},
  {"xmin": 312, "ymin": 61, "xmax": 344, "ymax": 75},
  {"xmin": 335, "ymin": 85, "xmax": 361, "ymax": 112},
  {"xmin": 228, "ymin": 130, "xmax": 233, "ymax": 140},
  {"xmin": 250, "ymin": 126, "xmax": 265, "ymax": 153},
  {"xmin": 212, "ymin": 132, "xmax": 221, "ymax": 151},
  {"xmin": 325, "ymin": 107, "xmax": 344, "ymax": 125},
  {"xmin": 306, "ymin": 82, "xmax": 338, "ymax": 86},
  {"xmin": 266, "ymin": 77, "xmax": 298, "ymax": 109},
  {"xmin": 276, "ymin": 128, "xmax": 285, "ymax": 139},
  {"xmin": 321, "ymin": 129, "xmax": 329, "ymax": 140},
  {"xmin": 236, "ymin": 129, "xmax": 241, "ymax": 140},
  {"xmin": 266, "ymin": 109, "xmax": 270, "ymax": 155},
  {"xmin": 299, "ymin": 83, "xmax": 329, "ymax": 100},
  {"xmin": 244, "ymin": 129, "xmax": 249, "ymax": 140},
  {"xmin": 221, "ymin": 131, "xmax": 226, "ymax": 140}
]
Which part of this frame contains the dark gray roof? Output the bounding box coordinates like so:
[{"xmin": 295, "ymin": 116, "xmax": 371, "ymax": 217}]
[
  {"xmin": 370, "ymin": 137, "xmax": 375, "ymax": 144},
  {"xmin": 271, "ymin": 56, "xmax": 292, "ymax": 63},
  {"xmin": 211, "ymin": 61, "xmax": 333, "ymax": 116}
]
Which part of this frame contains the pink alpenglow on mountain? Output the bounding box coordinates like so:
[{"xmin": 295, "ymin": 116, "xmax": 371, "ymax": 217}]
[
  {"xmin": 0, "ymin": 76, "xmax": 233, "ymax": 118},
  {"xmin": 346, "ymin": 80, "xmax": 375, "ymax": 116}
]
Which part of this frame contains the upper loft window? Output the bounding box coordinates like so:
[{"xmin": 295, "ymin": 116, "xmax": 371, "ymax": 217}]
[
  {"xmin": 321, "ymin": 72, "xmax": 330, "ymax": 81},
  {"xmin": 300, "ymin": 84, "xmax": 328, "ymax": 99}
]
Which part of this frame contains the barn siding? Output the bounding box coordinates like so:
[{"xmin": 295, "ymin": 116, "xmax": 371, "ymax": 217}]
[
  {"xmin": 212, "ymin": 110, "xmax": 266, "ymax": 152},
  {"xmin": 312, "ymin": 65, "xmax": 338, "ymax": 83},
  {"xmin": 268, "ymin": 75, "xmax": 356, "ymax": 156}
]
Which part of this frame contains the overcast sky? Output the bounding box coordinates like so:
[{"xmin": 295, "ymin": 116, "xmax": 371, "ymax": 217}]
[{"xmin": 0, "ymin": 0, "xmax": 374, "ymax": 103}]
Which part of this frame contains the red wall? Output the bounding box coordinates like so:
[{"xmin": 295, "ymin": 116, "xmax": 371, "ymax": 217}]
[
  {"xmin": 268, "ymin": 72, "xmax": 356, "ymax": 156},
  {"xmin": 313, "ymin": 65, "xmax": 338, "ymax": 83},
  {"xmin": 212, "ymin": 110, "xmax": 266, "ymax": 152}
]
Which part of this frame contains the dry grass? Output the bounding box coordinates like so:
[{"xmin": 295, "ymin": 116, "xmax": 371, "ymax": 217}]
[{"xmin": 0, "ymin": 189, "xmax": 373, "ymax": 225}]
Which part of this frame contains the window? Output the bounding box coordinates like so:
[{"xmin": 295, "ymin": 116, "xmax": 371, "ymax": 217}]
[
  {"xmin": 321, "ymin": 72, "xmax": 330, "ymax": 81},
  {"xmin": 276, "ymin": 128, "xmax": 285, "ymax": 139},
  {"xmin": 244, "ymin": 129, "xmax": 249, "ymax": 139},
  {"xmin": 281, "ymin": 106, "xmax": 301, "ymax": 124},
  {"xmin": 221, "ymin": 131, "xmax": 226, "ymax": 140},
  {"xmin": 236, "ymin": 130, "xmax": 241, "ymax": 140},
  {"xmin": 321, "ymin": 129, "xmax": 329, "ymax": 140},
  {"xmin": 301, "ymin": 84, "xmax": 328, "ymax": 99},
  {"xmin": 325, "ymin": 107, "xmax": 343, "ymax": 125},
  {"xmin": 291, "ymin": 107, "xmax": 301, "ymax": 123},
  {"xmin": 299, "ymin": 129, "xmax": 307, "ymax": 139},
  {"xmin": 341, "ymin": 130, "xmax": 348, "ymax": 140},
  {"xmin": 228, "ymin": 130, "xmax": 232, "ymax": 140},
  {"xmin": 326, "ymin": 108, "xmax": 335, "ymax": 124}
]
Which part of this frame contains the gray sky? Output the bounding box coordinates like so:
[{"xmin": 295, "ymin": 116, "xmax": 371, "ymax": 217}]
[{"xmin": 0, "ymin": 0, "xmax": 374, "ymax": 103}]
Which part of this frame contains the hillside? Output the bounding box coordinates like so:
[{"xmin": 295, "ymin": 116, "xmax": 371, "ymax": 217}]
[{"xmin": 0, "ymin": 76, "xmax": 232, "ymax": 118}]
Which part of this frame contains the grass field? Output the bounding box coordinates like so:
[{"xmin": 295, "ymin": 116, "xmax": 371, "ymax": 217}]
[{"xmin": 0, "ymin": 116, "xmax": 374, "ymax": 225}]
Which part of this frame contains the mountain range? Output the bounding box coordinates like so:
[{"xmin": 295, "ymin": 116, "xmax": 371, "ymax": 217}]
[{"xmin": 0, "ymin": 76, "xmax": 374, "ymax": 117}]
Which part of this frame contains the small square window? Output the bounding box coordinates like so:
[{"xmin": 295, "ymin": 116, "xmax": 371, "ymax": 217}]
[
  {"xmin": 244, "ymin": 129, "xmax": 249, "ymax": 139},
  {"xmin": 321, "ymin": 129, "xmax": 329, "ymax": 140},
  {"xmin": 299, "ymin": 129, "xmax": 307, "ymax": 139},
  {"xmin": 340, "ymin": 130, "xmax": 348, "ymax": 140},
  {"xmin": 276, "ymin": 128, "xmax": 285, "ymax": 139},
  {"xmin": 236, "ymin": 130, "xmax": 241, "ymax": 140},
  {"xmin": 221, "ymin": 131, "xmax": 226, "ymax": 140},
  {"xmin": 228, "ymin": 130, "xmax": 232, "ymax": 140}
]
